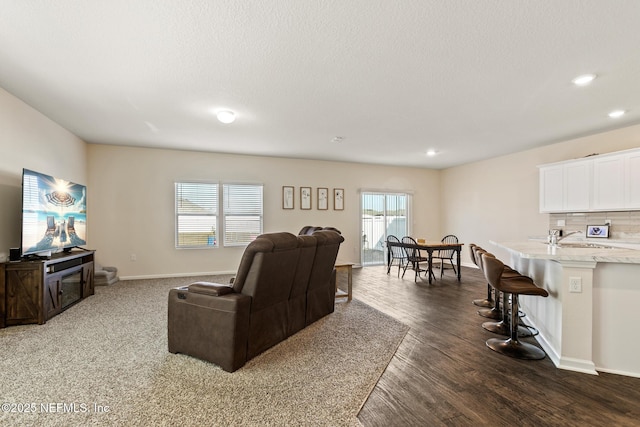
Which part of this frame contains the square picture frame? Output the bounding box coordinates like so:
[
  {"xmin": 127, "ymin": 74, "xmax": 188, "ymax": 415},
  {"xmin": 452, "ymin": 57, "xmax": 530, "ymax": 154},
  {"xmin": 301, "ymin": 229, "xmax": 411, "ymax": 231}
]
[
  {"xmin": 317, "ymin": 187, "xmax": 328, "ymax": 210},
  {"xmin": 282, "ymin": 186, "xmax": 294, "ymax": 209},
  {"xmin": 333, "ymin": 188, "xmax": 344, "ymax": 210},
  {"xmin": 300, "ymin": 186, "xmax": 312, "ymax": 210},
  {"xmin": 586, "ymin": 224, "xmax": 609, "ymax": 238}
]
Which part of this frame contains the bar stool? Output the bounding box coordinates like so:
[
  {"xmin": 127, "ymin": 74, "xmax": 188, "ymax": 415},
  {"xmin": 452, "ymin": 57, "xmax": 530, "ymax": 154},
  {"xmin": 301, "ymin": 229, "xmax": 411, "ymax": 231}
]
[
  {"xmin": 474, "ymin": 248, "xmax": 502, "ymax": 320},
  {"xmin": 475, "ymin": 248, "xmax": 526, "ymax": 310},
  {"xmin": 480, "ymin": 263, "xmax": 534, "ymax": 338},
  {"xmin": 482, "ymin": 255, "xmax": 548, "ymax": 360},
  {"xmin": 469, "ymin": 244, "xmax": 494, "ymax": 308},
  {"xmin": 472, "ymin": 247, "xmax": 535, "ymax": 335}
]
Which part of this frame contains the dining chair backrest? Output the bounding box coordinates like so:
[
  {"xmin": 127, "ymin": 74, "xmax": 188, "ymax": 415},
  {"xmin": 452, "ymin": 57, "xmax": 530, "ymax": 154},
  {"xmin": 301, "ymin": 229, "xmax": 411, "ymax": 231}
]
[
  {"xmin": 401, "ymin": 236, "xmax": 421, "ymax": 260},
  {"xmin": 387, "ymin": 235, "xmax": 406, "ymax": 259},
  {"xmin": 439, "ymin": 234, "xmax": 458, "ymax": 258}
]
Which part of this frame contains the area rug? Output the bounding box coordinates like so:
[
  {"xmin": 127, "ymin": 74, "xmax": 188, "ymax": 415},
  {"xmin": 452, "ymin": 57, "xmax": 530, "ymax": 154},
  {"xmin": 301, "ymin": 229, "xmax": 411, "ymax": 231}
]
[{"xmin": 0, "ymin": 276, "xmax": 408, "ymax": 426}]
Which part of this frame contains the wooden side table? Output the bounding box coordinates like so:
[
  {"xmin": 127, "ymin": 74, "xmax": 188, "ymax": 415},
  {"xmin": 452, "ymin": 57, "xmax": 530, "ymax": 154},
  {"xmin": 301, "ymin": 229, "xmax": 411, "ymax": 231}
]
[{"xmin": 334, "ymin": 262, "xmax": 354, "ymax": 302}]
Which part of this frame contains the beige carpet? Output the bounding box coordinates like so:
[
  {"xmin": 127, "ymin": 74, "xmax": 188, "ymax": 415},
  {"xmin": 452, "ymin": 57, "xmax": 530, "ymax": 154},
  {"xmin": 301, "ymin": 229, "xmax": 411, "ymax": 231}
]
[{"xmin": 0, "ymin": 276, "xmax": 408, "ymax": 426}]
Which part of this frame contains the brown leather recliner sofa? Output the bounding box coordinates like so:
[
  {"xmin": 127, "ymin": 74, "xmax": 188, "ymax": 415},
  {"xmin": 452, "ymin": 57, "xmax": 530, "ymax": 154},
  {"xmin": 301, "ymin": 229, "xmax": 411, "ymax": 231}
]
[
  {"xmin": 298, "ymin": 225, "xmax": 341, "ymax": 235},
  {"xmin": 167, "ymin": 230, "xmax": 344, "ymax": 372}
]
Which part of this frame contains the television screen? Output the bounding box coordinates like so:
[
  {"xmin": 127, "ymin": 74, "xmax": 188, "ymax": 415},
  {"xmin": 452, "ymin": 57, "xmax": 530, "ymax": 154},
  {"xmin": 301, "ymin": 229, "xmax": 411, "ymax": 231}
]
[{"xmin": 21, "ymin": 168, "xmax": 87, "ymax": 256}]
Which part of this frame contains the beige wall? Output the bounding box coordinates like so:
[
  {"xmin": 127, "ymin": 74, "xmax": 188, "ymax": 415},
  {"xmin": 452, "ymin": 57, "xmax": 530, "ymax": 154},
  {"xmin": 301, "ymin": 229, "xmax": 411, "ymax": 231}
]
[
  {"xmin": 4, "ymin": 82, "xmax": 640, "ymax": 278},
  {"xmin": 0, "ymin": 88, "xmax": 87, "ymax": 260},
  {"xmin": 441, "ymin": 123, "xmax": 640, "ymax": 266},
  {"xmin": 87, "ymin": 144, "xmax": 440, "ymax": 278}
]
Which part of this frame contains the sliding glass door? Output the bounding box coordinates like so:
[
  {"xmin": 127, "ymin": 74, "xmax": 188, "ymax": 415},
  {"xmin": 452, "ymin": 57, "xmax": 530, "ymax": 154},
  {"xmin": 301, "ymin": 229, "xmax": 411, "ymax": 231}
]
[{"xmin": 361, "ymin": 192, "xmax": 409, "ymax": 266}]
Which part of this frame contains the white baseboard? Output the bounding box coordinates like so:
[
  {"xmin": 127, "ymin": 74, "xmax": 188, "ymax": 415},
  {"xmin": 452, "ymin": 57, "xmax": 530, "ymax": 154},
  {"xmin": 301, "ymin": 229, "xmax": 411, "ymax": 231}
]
[
  {"xmin": 526, "ymin": 316, "xmax": 598, "ymax": 375},
  {"xmin": 595, "ymin": 367, "xmax": 640, "ymax": 379},
  {"xmin": 120, "ymin": 270, "xmax": 237, "ymax": 281}
]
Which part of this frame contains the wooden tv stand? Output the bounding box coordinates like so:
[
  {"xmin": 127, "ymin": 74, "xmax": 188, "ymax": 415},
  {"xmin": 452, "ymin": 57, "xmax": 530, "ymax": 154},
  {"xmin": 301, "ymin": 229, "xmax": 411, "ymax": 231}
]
[{"xmin": 0, "ymin": 250, "xmax": 95, "ymax": 328}]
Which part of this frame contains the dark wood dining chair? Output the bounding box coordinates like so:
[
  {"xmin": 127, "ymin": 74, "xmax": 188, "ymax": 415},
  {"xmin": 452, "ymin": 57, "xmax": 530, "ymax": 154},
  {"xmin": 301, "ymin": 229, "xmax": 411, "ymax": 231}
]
[
  {"xmin": 401, "ymin": 236, "xmax": 432, "ymax": 282},
  {"xmin": 386, "ymin": 235, "xmax": 407, "ymax": 277},
  {"xmin": 434, "ymin": 234, "xmax": 458, "ymax": 277}
]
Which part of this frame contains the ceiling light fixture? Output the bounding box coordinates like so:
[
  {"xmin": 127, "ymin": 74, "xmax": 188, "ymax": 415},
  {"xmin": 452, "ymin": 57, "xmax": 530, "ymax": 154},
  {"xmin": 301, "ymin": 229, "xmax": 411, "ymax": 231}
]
[
  {"xmin": 572, "ymin": 74, "xmax": 596, "ymax": 86},
  {"xmin": 608, "ymin": 110, "xmax": 626, "ymax": 119},
  {"xmin": 332, "ymin": 136, "xmax": 344, "ymax": 143},
  {"xmin": 426, "ymin": 149, "xmax": 437, "ymax": 157},
  {"xmin": 216, "ymin": 110, "xmax": 236, "ymax": 124}
]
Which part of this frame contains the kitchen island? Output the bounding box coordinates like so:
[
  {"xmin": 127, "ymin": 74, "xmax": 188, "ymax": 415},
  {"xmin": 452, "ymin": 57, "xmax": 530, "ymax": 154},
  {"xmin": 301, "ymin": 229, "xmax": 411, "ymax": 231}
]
[{"xmin": 491, "ymin": 240, "xmax": 640, "ymax": 378}]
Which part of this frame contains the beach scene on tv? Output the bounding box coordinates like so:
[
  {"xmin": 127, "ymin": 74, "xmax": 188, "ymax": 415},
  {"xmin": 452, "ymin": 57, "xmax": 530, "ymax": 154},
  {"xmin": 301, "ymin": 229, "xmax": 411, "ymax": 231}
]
[{"xmin": 21, "ymin": 169, "xmax": 87, "ymax": 256}]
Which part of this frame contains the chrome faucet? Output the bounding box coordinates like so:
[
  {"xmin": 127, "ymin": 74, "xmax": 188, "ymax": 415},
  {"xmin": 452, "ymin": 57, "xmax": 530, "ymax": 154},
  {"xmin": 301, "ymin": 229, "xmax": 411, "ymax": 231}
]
[{"xmin": 549, "ymin": 230, "xmax": 582, "ymax": 246}]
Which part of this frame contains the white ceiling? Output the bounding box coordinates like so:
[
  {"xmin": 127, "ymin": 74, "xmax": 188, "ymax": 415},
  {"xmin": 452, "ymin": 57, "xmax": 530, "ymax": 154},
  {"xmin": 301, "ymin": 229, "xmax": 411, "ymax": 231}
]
[{"xmin": 1, "ymin": 1, "xmax": 640, "ymax": 169}]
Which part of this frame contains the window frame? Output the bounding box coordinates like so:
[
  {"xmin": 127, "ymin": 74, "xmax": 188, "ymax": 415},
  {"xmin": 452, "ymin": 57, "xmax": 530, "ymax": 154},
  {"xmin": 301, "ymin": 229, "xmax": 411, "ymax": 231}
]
[
  {"xmin": 222, "ymin": 182, "xmax": 264, "ymax": 247},
  {"xmin": 174, "ymin": 181, "xmax": 264, "ymax": 249},
  {"xmin": 175, "ymin": 181, "xmax": 219, "ymax": 249}
]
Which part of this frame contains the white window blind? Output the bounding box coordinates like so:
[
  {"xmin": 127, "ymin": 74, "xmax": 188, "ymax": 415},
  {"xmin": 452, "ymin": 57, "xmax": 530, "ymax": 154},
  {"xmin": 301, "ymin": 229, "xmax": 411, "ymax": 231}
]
[
  {"xmin": 223, "ymin": 183, "xmax": 263, "ymax": 246},
  {"xmin": 175, "ymin": 182, "xmax": 218, "ymax": 248}
]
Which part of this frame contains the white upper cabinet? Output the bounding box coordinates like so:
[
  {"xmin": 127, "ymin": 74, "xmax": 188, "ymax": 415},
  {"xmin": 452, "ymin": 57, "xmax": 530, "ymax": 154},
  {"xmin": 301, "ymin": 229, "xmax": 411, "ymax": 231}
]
[
  {"xmin": 539, "ymin": 160, "xmax": 591, "ymax": 213},
  {"xmin": 592, "ymin": 155, "xmax": 625, "ymax": 210},
  {"xmin": 539, "ymin": 147, "xmax": 640, "ymax": 213},
  {"xmin": 539, "ymin": 164, "xmax": 564, "ymax": 212},
  {"xmin": 626, "ymin": 150, "xmax": 640, "ymax": 209},
  {"xmin": 564, "ymin": 161, "xmax": 591, "ymax": 211}
]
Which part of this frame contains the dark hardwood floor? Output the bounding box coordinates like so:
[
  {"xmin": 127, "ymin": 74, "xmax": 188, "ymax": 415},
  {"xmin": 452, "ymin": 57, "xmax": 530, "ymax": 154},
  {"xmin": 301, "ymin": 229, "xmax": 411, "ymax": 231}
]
[{"xmin": 347, "ymin": 265, "xmax": 640, "ymax": 426}]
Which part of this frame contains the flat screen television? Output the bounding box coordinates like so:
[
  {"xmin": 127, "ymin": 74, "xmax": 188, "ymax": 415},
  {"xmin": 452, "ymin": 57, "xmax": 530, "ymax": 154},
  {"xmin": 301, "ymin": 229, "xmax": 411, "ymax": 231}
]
[{"xmin": 21, "ymin": 168, "xmax": 87, "ymax": 257}]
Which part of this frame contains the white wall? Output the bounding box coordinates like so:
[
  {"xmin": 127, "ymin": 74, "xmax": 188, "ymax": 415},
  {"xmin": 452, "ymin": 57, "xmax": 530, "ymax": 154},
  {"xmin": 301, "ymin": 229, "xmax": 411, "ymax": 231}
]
[
  {"xmin": 441, "ymin": 124, "xmax": 640, "ymax": 266},
  {"xmin": 0, "ymin": 88, "xmax": 87, "ymax": 260},
  {"xmin": 87, "ymin": 144, "xmax": 440, "ymax": 278}
]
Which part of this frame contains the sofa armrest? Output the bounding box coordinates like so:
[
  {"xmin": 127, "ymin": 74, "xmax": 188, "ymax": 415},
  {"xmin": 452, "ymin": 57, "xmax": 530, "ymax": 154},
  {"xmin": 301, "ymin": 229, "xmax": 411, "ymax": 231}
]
[{"xmin": 188, "ymin": 281, "xmax": 235, "ymax": 296}]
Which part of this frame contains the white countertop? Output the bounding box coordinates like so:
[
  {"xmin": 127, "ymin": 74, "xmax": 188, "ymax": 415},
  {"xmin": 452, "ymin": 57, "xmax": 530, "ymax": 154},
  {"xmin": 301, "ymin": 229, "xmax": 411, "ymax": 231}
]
[{"xmin": 491, "ymin": 240, "xmax": 640, "ymax": 264}]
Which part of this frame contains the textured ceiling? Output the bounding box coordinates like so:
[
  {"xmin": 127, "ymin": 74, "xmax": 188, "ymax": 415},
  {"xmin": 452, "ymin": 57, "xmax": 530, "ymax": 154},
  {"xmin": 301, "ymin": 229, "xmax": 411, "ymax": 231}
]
[{"xmin": 1, "ymin": 1, "xmax": 640, "ymax": 169}]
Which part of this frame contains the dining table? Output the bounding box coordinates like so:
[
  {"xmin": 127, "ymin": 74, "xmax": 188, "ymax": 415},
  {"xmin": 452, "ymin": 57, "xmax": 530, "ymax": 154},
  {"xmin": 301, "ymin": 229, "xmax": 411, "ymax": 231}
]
[{"xmin": 386, "ymin": 239, "xmax": 464, "ymax": 284}]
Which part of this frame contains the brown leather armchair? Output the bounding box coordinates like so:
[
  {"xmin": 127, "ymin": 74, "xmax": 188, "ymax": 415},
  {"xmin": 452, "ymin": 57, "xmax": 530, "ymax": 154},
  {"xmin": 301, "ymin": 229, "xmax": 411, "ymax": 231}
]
[{"xmin": 167, "ymin": 230, "xmax": 344, "ymax": 372}]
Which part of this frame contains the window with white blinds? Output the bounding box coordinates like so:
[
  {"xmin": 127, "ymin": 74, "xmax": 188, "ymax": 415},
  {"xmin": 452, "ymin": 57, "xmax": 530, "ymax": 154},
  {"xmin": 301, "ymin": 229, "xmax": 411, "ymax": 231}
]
[
  {"xmin": 223, "ymin": 183, "xmax": 263, "ymax": 246},
  {"xmin": 175, "ymin": 182, "xmax": 263, "ymax": 248},
  {"xmin": 175, "ymin": 182, "xmax": 219, "ymax": 248}
]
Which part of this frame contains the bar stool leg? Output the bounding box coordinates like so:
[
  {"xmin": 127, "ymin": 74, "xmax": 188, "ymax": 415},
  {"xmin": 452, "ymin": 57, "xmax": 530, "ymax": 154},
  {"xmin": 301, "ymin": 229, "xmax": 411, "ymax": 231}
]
[
  {"xmin": 478, "ymin": 288, "xmax": 501, "ymax": 319},
  {"xmin": 486, "ymin": 294, "xmax": 546, "ymax": 360},
  {"xmin": 473, "ymin": 283, "xmax": 494, "ymax": 308},
  {"xmin": 483, "ymin": 291, "xmax": 533, "ymax": 337}
]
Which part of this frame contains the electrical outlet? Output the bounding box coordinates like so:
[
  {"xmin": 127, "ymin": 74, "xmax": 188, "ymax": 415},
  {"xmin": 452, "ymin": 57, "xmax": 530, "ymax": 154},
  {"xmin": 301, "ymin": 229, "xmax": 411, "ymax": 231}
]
[
  {"xmin": 569, "ymin": 276, "xmax": 582, "ymax": 293},
  {"xmin": 557, "ymin": 219, "xmax": 566, "ymax": 226},
  {"xmin": 605, "ymin": 219, "xmax": 612, "ymax": 225},
  {"xmin": 130, "ymin": 254, "xmax": 137, "ymax": 261}
]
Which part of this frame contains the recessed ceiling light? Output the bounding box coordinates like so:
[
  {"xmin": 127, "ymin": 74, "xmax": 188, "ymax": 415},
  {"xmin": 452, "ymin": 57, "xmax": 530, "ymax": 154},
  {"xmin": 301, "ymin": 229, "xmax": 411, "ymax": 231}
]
[
  {"xmin": 216, "ymin": 110, "xmax": 236, "ymax": 124},
  {"xmin": 332, "ymin": 136, "xmax": 344, "ymax": 143},
  {"xmin": 572, "ymin": 74, "xmax": 596, "ymax": 86},
  {"xmin": 608, "ymin": 110, "xmax": 626, "ymax": 118},
  {"xmin": 426, "ymin": 149, "xmax": 437, "ymax": 157}
]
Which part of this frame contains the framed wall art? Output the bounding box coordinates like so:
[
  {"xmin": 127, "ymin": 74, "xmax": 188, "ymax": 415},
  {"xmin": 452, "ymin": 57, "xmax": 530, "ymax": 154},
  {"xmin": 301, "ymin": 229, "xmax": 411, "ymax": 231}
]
[
  {"xmin": 282, "ymin": 186, "xmax": 294, "ymax": 209},
  {"xmin": 317, "ymin": 187, "xmax": 328, "ymax": 210},
  {"xmin": 300, "ymin": 187, "xmax": 312, "ymax": 210},
  {"xmin": 333, "ymin": 188, "xmax": 344, "ymax": 210}
]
